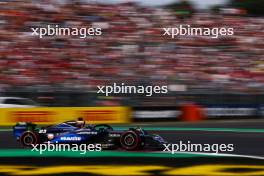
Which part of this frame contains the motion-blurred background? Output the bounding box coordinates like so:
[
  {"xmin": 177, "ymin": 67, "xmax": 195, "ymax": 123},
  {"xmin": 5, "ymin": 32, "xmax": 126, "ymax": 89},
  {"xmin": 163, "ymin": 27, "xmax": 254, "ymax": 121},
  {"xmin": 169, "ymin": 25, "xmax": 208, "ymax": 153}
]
[
  {"xmin": 0, "ymin": 0, "xmax": 263, "ymax": 108},
  {"xmin": 0, "ymin": 1, "xmax": 264, "ymax": 176}
]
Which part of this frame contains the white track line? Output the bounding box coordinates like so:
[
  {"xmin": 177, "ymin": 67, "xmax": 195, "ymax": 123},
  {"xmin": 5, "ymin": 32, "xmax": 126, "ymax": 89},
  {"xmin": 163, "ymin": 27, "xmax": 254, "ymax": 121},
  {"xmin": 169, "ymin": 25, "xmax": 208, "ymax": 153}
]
[{"xmin": 158, "ymin": 151, "xmax": 264, "ymax": 160}]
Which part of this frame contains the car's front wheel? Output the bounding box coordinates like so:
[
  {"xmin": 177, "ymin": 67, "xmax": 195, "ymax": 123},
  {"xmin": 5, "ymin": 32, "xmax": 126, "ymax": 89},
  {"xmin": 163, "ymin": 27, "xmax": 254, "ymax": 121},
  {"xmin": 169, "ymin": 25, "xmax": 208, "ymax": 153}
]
[{"xmin": 120, "ymin": 131, "xmax": 142, "ymax": 150}]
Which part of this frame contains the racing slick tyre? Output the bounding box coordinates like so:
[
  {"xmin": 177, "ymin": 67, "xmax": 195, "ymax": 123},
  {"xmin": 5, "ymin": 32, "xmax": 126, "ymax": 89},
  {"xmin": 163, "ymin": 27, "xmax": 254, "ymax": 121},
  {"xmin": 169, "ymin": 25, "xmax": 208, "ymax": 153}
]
[
  {"xmin": 19, "ymin": 131, "xmax": 39, "ymax": 147},
  {"xmin": 120, "ymin": 131, "xmax": 142, "ymax": 150}
]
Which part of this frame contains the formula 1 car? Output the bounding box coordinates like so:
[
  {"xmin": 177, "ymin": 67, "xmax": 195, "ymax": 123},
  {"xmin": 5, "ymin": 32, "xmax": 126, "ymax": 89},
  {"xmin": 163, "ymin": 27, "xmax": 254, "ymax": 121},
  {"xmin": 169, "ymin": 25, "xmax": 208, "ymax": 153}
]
[{"xmin": 13, "ymin": 119, "xmax": 166, "ymax": 150}]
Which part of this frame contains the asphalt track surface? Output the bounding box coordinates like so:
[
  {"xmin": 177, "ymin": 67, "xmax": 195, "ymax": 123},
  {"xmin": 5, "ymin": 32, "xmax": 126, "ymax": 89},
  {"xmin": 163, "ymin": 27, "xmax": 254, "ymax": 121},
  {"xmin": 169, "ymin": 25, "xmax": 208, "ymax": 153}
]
[
  {"xmin": 1, "ymin": 120, "xmax": 264, "ymax": 156},
  {"xmin": 0, "ymin": 129, "xmax": 264, "ymax": 157},
  {"xmin": 0, "ymin": 120, "xmax": 264, "ymax": 175},
  {"xmin": 0, "ymin": 119, "xmax": 264, "ymax": 157}
]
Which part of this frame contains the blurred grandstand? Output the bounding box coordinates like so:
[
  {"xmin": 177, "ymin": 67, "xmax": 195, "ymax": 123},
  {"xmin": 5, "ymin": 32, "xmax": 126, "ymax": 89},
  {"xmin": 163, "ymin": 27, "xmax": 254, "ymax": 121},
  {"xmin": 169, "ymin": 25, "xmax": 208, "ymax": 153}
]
[{"xmin": 0, "ymin": 1, "xmax": 263, "ymax": 106}]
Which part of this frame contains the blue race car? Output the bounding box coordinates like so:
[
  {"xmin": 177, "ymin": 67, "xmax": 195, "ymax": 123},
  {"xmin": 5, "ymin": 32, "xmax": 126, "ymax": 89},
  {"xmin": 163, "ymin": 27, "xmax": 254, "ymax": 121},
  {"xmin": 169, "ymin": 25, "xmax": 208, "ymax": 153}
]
[{"xmin": 13, "ymin": 118, "xmax": 166, "ymax": 150}]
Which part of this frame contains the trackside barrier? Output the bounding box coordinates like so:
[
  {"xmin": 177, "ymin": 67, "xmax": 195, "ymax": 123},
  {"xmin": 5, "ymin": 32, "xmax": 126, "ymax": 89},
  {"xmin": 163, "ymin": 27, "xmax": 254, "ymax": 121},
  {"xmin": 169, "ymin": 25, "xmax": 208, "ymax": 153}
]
[
  {"xmin": 132, "ymin": 106, "xmax": 182, "ymax": 121},
  {"xmin": 132, "ymin": 104, "xmax": 262, "ymax": 121},
  {"xmin": 0, "ymin": 107, "xmax": 131, "ymax": 126},
  {"xmin": 260, "ymin": 105, "xmax": 264, "ymax": 117},
  {"xmin": 180, "ymin": 104, "xmax": 204, "ymax": 122},
  {"xmin": 202, "ymin": 105, "xmax": 260, "ymax": 118},
  {"xmin": 132, "ymin": 105, "xmax": 204, "ymax": 122}
]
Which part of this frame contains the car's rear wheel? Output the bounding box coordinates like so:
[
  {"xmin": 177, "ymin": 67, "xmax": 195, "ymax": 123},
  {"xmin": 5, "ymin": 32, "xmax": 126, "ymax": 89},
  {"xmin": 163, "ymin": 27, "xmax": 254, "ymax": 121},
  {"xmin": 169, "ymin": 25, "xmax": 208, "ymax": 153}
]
[
  {"xmin": 120, "ymin": 131, "xmax": 141, "ymax": 150},
  {"xmin": 20, "ymin": 131, "xmax": 39, "ymax": 147}
]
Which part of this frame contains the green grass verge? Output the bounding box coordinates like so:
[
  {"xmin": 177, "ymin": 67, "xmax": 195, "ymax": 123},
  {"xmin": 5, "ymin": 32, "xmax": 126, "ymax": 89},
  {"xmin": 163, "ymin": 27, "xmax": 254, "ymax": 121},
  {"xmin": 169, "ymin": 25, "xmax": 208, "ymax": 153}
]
[{"xmin": 0, "ymin": 149, "xmax": 217, "ymax": 158}]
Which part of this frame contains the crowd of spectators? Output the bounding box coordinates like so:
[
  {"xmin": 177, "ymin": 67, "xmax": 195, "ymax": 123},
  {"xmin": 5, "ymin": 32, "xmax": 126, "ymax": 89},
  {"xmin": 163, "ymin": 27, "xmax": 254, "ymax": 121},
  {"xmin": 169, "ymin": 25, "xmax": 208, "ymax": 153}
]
[{"xmin": 0, "ymin": 0, "xmax": 263, "ymax": 94}]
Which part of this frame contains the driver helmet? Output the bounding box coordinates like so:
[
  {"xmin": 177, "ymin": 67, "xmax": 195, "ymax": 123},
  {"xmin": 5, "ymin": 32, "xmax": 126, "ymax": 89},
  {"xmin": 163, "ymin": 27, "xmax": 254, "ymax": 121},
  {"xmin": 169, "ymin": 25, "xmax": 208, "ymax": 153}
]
[{"xmin": 76, "ymin": 117, "xmax": 85, "ymax": 128}]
